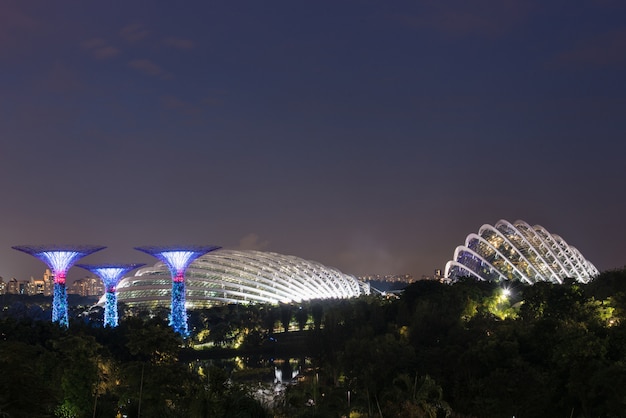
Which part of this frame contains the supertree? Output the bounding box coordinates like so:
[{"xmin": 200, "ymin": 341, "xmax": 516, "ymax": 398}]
[
  {"xmin": 134, "ymin": 245, "xmax": 221, "ymax": 336},
  {"xmin": 76, "ymin": 263, "xmax": 144, "ymax": 327},
  {"xmin": 12, "ymin": 245, "xmax": 106, "ymax": 327}
]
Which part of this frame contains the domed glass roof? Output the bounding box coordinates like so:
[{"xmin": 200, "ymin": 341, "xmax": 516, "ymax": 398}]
[
  {"xmin": 111, "ymin": 249, "xmax": 370, "ymax": 308},
  {"xmin": 444, "ymin": 219, "xmax": 599, "ymax": 284}
]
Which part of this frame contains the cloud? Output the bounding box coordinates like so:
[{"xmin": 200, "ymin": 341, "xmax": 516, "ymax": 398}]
[
  {"xmin": 202, "ymin": 96, "xmax": 223, "ymax": 106},
  {"xmin": 158, "ymin": 95, "xmax": 221, "ymax": 127},
  {"xmin": 552, "ymin": 28, "xmax": 626, "ymax": 69},
  {"xmin": 160, "ymin": 95, "xmax": 187, "ymax": 109},
  {"xmin": 160, "ymin": 95, "xmax": 203, "ymax": 115},
  {"xmin": 0, "ymin": 1, "xmax": 37, "ymax": 49},
  {"xmin": 159, "ymin": 95, "xmax": 222, "ymax": 117},
  {"xmin": 164, "ymin": 37, "xmax": 194, "ymax": 50},
  {"xmin": 237, "ymin": 233, "xmax": 270, "ymax": 251},
  {"xmin": 42, "ymin": 62, "xmax": 83, "ymax": 93},
  {"xmin": 392, "ymin": 0, "xmax": 532, "ymax": 38},
  {"xmin": 593, "ymin": 0, "xmax": 624, "ymax": 6},
  {"xmin": 120, "ymin": 23, "xmax": 150, "ymax": 42},
  {"xmin": 338, "ymin": 233, "xmax": 406, "ymax": 275},
  {"xmin": 80, "ymin": 38, "xmax": 120, "ymax": 60},
  {"xmin": 129, "ymin": 59, "xmax": 171, "ymax": 79},
  {"xmin": 92, "ymin": 45, "xmax": 120, "ymax": 60},
  {"xmin": 81, "ymin": 38, "xmax": 107, "ymax": 49}
]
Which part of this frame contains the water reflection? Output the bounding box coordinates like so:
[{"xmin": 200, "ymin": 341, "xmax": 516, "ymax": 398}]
[
  {"xmin": 189, "ymin": 356, "xmax": 309, "ymax": 408},
  {"xmin": 190, "ymin": 356, "xmax": 307, "ymax": 384}
]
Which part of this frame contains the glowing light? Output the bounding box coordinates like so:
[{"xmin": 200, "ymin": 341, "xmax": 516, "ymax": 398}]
[
  {"xmin": 105, "ymin": 292, "xmax": 117, "ymax": 326},
  {"xmin": 502, "ymin": 288, "xmax": 511, "ymax": 298},
  {"xmin": 53, "ymin": 283, "xmax": 69, "ymax": 328},
  {"xmin": 134, "ymin": 246, "xmax": 221, "ymax": 336},
  {"xmin": 112, "ymin": 249, "xmax": 371, "ymax": 309},
  {"xmin": 444, "ymin": 219, "xmax": 599, "ymax": 284},
  {"xmin": 170, "ymin": 281, "xmax": 188, "ymax": 335},
  {"xmin": 160, "ymin": 251, "xmax": 201, "ymax": 274},
  {"xmin": 55, "ymin": 271, "xmax": 67, "ymax": 285},
  {"xmin": 12, "ymin": 245, "xmax": 105, "ymax": 326},
  {"xmin": 38, "ymin": 251, "xmax": 85, "ymax": 278},
  {"xmin": 76, "ymin": 264, "xmax": 144, "ymax": 327}
]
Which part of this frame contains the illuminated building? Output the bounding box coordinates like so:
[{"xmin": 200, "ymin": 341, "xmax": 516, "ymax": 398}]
[
  {"xmin": 359, "ymin": 274, "xmax": 415, "ymax": 284},
  {"xmin": 31, "ymin": 277, "xmax": 47, "ymax": 295},
  {"xmin": 3, "ymin": 270, "xmax": 54, "ymax": 296},
  {"xmin": 110, "ymin": 249, "xmax": 370, "ymax": 310},
  {"xmin": 134, "ymin": 246, "xmax": 220, "ymax": 336},
  {"xmin": 76, "ymin": 264, "xmax": 144, "ymax": 327},
  {"xmin": 12, "ymin": 245, "xmax": 106, "ymax": 327},
  {"xmin": 3, "ymin": 274, "xmax": 52, "ymax": 296},
  {"xmin": 444, "ymin": 219, "xmax": 599, "ymax": 284},
  {"xmin": 68, "ymin": 277, "xmax": 104, "ymax": 297},
  {"xmin": 43, "ymin": 269, "xmax": 55, "ymax": 295},
  {"xmin": 6, "ymin": 278, "xmax": 23, "ymax": 294}
]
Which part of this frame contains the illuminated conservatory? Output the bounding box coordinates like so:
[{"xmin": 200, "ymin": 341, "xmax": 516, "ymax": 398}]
[
  {"xmin": 108, "ymin": 249, "xmax": 370, "ymax": 309},
  {"xmin": 444, "ymin": 219, "xmax": 599, "ymax": 284}
]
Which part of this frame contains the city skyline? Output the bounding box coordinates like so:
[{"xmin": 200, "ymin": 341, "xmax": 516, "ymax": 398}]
[{"xmin": 2, "ymin": 1, "xmax": 625, "ymax": 281}]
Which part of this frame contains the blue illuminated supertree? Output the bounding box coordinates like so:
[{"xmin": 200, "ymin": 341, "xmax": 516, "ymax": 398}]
[
  {"xmin": 134, "ymin": 245, "xmax": 220, "ymax": 336},
  {"xmin": 12, "ymin": 245, "xmax": 106, "ymax": 327},
  {"xmin": 76, "ymin": 263, "xmax": 144, "ymax": 327}
]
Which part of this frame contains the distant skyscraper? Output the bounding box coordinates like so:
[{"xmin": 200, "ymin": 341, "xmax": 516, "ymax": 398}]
[
  {"xmin": 76, "ymin": 264, "xmax": 144, "ymax": 327},
  {"xmin": 68, "ymin": 277, "xmax": 104, "ymax": 297},
  {"xmin": 12, "ymin": 245, "xmax": 106, "ymax": 327},
  {"xmin": 6, "ymin": 278, "xmax": 21, "ymax": 294},
  {"xmin": 134, "ymin": 246, "xmax": 220, "ymax": 336}
]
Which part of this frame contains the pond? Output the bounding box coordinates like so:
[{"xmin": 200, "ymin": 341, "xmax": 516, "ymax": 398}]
[{"xmin": 188, "ymin": 356, "xmax": 312, "ymax": 408}]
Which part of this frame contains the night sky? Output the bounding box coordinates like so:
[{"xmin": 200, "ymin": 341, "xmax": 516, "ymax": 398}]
[{"xmin": 2, "ymin": 1, "xmax": 625, "ymax": 282}]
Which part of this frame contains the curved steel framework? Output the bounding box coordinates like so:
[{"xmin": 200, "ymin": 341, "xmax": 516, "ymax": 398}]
[
  {"xmin": 76, "ymin": 263, "xmax": 145, "ymax": 327},
  {"xmin": 112, "ymin": 249, "xmax": 370, "ymax": 309},
  {"xmin": 444, "ymin": 220, "xmax": 599, "ymax": 284},
  {"xmin": 12, "ymin": 245, "xmax": 106, "ymax": 327},
  {"xmin": 134, "ymin": 246, "xmax": 221, "ymax": 336}
]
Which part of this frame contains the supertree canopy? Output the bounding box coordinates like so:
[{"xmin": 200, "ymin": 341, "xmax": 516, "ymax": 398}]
[
  {"xmin": 12, "ymin": 245, "xmax": 106, "ymax": 327},
  {"xmin": 135, "ymin": 245, "xmax": 221, "ymax": 336},
  {"xmin": 76, "ymin": 263, "xmax": 144, "ymax": 327}
]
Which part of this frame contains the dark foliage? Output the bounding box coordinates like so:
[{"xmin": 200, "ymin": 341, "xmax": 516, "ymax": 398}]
[{"xmin": 2, "ymin": 268, "xmax": 626, "ymax": 417}]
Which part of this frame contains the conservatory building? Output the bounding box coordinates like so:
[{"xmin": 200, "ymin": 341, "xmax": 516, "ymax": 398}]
[
  {"xmin": 444, "ymin": 219, "xmax": 599, "ymax": 284},
  {"xmin": 107, "ymin": 249, "xmax": 370, "ymax": 309}
]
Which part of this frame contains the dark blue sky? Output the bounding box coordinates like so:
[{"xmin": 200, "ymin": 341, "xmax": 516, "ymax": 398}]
[{"xmin": 2, "ymin": 0, "xmax": 625, "ymax": 281}]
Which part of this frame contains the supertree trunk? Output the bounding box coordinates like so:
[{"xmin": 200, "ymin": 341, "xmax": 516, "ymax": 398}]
[
  {"xmin": 104, "ymin": 291, "xmax": 118, "ymax": 327},
  {"xmin": 170, "ymin": 279, "xmax": 188, "ymax": 336},
  {"xmin": 53, "ymin": 282, "xmax": 69, "ymax": 327}
]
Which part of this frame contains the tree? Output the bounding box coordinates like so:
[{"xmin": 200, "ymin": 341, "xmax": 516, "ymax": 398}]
[
  {"xmin": 311, "ymin": 301, "xmax": 323, "ymax": 331},
  {"xmin": 51, "ymin": 335, "xmax": 103, "ymax": 418},
  {"xmin": 295, "ymin": 305, "xmax": 308, "ymax": 331},
  {"xmin": 342, "ymin": 333, "xmax": 417, "ymax": 416},
  {"xmin": 279, "ymin": 304, "xmax": 292, "ymax": 333},
  {"xmin": 0, "ymin": 341, "xmax": 58, "ymax": 417}
]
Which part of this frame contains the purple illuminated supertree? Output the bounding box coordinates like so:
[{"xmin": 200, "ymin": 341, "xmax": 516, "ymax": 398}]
[
  {"xmin": 134, "ymin": 245, "xmax": 221, "ymax": 336},
  {"xmin": 76, "ymin": 263, "xmax": 145, "ymax": 327},
  {"xmin": 12, "ymin": 245, "xmax": 106, "ymax": 327}
]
